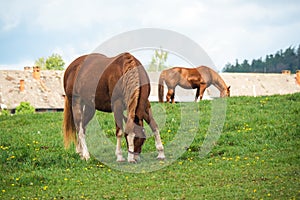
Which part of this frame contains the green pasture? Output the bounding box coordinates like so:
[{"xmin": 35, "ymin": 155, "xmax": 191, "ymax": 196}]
[{"xmin": 0, "ymin": 93, "xmax": 299, "ymax": 199}]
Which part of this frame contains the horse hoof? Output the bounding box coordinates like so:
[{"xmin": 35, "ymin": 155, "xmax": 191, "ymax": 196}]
[
  {"xmin": 81, "ymin": 155, "xmax": 90, "ymax": 161},
  {"xmin": 116, "ymin": 158, "xmax": 126, "ymax": 162},
  {"xmin": 157, "ymin": 156, "xmax": 165, "ymax": 160},
  {"xmin": 157, "ymin": 151, "xmax": 165, "ymax": 160},
  {"xmin": 128, "ymin": 159, "xmax": 137, "ymax": 163}
]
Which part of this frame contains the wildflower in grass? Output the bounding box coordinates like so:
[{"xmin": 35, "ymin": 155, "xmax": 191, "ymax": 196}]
[
  {"xmin": 33, "ymin": 140, "xmax": 39, "ymax": 144},
  {"xmin": 267, "ymin": 193, "xmax": 271, "ymax": 197},
  {"xmin": 2, "ymin": 190, "xmax": 5, "ymax": 193},
  {"xmin": 167, "ymin": 129, "xmax": 171, "ymax": 133},
  {"xmin": 253, "ymin": 189, "xmax": 257, "ymax": 193},
  {"xmin": 159, "ymin": 160, "xmax": 165, "ymax": 165},
  {"xmin": 42, "ymin": 186, "xmax": 48, "ymax": 191},
  {"xmin": 178, "ymin": 161, "xmax": 183, "ymax": 165},
  {"xmin": 64, "ymin": 178, "xmax": 68, "ymax": 181}
]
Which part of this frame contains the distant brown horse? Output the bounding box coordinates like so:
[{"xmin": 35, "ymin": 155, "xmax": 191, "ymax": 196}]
[
  {"xmin": 158, "ymin": 66, "xmax": 230, "ymax": 103},
  {"xmin": 63, "ymin": 52, "xmax": 165, "ymax": 162}
]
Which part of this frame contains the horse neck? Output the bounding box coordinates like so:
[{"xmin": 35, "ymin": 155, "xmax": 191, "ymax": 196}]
[{"xmin": 212, "ymin": 75, "xmax": 228, "ymax": 93}]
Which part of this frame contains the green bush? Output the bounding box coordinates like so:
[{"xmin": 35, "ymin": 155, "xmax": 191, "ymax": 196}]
[
  {"xmin": 0, "ymin": 109, "xmax": 10, "ymax": 116},
  {"xmin": 15, "ymin": 102, "xmax": 35, "ymax": 114}
]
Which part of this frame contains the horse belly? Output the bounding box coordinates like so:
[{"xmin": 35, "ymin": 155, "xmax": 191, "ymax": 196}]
[{"xmin": 94, "ymin": 86, "xmax": 113, "ymax": 112}]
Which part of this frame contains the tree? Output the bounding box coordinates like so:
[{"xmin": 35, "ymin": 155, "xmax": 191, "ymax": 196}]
[
  {"xmin": 223, "ymin": 45, "xmax": 300, "ymax": 73},
  {"xmin": 34, "ymin": 57, "xmax": 46, "ymax": 69},
  {"xmin": 148, "ymin": 48, "xmax": 169, "ymax": 72},
  {"xmin": 35, "ymin": 53, "xmax": 65, "ymax": 70},
  {"xmin": 45, "ymin": 53, "xmax": 65, "ymax": 70}
]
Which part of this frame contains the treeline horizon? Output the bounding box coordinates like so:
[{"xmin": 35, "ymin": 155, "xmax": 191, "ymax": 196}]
[{"xmin": 223, "ymin": 45, "xmax": 300, "ymax": 73}]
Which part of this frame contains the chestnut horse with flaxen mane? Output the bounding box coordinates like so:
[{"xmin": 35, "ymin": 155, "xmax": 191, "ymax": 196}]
[
  {"xmin": 158, "ymin": 66, "xmax": 230, "ymax": 103},
  {"xmin": 63, "ymin": 53, "xmax": 165, "ymax": 162}
]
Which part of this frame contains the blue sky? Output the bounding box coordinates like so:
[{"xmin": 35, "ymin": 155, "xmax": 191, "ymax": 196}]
[{"xmin": 1, "ymin": 0, "xmax": 300, "ymax": 71}]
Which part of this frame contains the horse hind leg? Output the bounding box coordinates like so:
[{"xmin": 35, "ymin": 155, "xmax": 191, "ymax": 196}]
[{"xmin": 73, "ymin": 99, "xmax": 94, "ymax": 160}]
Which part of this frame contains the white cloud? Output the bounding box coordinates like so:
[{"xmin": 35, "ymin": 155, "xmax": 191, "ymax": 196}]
[{"xmin": 1, "ymin": 0, "xmax": 300, "ymax": 71}]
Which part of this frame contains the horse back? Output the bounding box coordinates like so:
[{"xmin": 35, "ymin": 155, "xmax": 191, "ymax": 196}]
[{"xmin": 64, "ymin": 52, "xmax": 150, "ymax": 114}]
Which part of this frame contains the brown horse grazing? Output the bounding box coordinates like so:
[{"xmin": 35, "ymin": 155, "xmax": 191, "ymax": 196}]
[
  {"xmin": 158, "ymin": 66, "xmax": 230, "ymax": 103},
  {"xmin": 63, "ymin": 52, "xmax": 165, "ymax": 162}
]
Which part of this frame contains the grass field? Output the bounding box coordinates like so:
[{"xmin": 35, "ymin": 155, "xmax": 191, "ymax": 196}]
[{"xmin": 0, "ymin": 93, "xmax": 299, "ymax": 199}]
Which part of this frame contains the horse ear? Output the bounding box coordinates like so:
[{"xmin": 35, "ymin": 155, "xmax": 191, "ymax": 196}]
[{"xmin": 228, "ymin": 86, "xmax": 231, "ymax": 90}]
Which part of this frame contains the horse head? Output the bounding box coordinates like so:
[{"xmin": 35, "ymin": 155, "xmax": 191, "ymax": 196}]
[{"xmin": 221, "ymin": 86, "xmax": 231, "ymax": 97}]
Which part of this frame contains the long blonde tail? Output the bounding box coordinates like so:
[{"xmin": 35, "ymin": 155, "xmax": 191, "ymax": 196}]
[{"xmin": 63, "ymin": 97, "xmax": 76, "ymax": 148}]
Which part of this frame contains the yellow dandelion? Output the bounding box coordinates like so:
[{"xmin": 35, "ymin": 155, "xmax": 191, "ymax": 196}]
[
  {"xmin": 253, "ymin": 189, "xmax": 257, "ymax": 193},
  {"xmin": 2, "ymin": 190, "xmax": 5, "ymax": 193},
  {"xmin": 43, "ymin": 186, "xmax": 48, "ymax": 191},
  {"xmin": 178, "ymin": 161, "xmax": 183, "ymax": 165},
  {"xmin": 267, "ymin": 193, "xmax": 271, "ymax": 197}
]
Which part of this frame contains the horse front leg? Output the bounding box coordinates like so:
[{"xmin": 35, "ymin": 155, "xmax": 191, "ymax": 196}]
[
  {"xmin": 115, "ymin": 127, "xmax": 125, "ymax": 162},
  {"xmin": 144, "ymin": 103, "xmax": 165, "ymax": 160},
  {"xmin": 113, "ymin": 100, "xmax": 126, "ymax": 162},
  {"xmin": 125, "ymin": 119, "xmax": 136, "ymax": 163},
  {"xmin": 199, "ymin": 83, "xmax": 207, "ymax": 100},
  {"xmin": 166, "ymin": 88, "xmax": 175, "ymax": 103}
]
